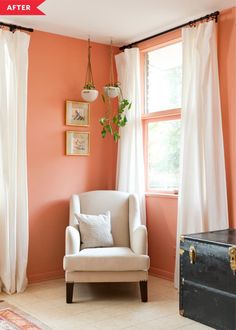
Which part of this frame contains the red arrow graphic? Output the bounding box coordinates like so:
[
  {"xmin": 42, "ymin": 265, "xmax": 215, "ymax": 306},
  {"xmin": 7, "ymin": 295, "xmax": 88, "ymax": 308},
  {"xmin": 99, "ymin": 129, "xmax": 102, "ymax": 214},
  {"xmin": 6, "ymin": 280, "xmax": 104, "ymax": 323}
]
[{"xmin": 0, "ymin": 0, "xmax": 45, "ymax": 15}]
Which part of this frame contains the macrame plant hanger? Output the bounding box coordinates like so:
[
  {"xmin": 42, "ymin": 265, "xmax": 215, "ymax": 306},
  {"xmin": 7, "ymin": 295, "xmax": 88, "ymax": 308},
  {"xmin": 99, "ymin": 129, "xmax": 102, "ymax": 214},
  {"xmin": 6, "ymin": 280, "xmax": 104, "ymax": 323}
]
[
  {"xmin": 81, "ymin": 38, "xmax": 99, "ymax": 102},
  {"xmin": 104, "ymin": 40, "xmax": 120, "ymax": 99}
]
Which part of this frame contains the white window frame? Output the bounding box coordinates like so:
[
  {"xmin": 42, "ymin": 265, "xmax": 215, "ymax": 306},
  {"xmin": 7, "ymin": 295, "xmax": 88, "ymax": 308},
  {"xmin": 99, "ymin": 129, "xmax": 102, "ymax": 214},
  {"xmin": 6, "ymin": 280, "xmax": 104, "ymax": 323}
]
[{"xmin": 142, "ymin": 39, "xmax": 182, "ymax": 195}]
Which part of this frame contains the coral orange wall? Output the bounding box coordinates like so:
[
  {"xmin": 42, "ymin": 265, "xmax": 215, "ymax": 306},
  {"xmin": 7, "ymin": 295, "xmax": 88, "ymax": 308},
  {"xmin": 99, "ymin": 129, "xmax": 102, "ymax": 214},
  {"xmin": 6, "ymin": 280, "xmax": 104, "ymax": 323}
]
[
  {"xmin": 219, "ymin": 7, "xmax": 236, "ymax": 229},
  {"xmin": 27, "ymin": 31, "xmax": 117, "ymax": 282},
  {"xmin": 146, "ymin": 8, "xmax": 236, "ymax": 280},
  {"xmin": 147, "ymin": 195, "xmax": 178, "ymax": 281}
]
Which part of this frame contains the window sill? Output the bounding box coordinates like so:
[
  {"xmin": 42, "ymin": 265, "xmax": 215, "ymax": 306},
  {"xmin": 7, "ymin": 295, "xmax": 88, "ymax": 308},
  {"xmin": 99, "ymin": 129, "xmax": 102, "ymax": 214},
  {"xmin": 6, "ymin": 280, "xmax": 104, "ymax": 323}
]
[{"xmin": 145, "ymin": 192, "xmax": 178, "ymax": 199}]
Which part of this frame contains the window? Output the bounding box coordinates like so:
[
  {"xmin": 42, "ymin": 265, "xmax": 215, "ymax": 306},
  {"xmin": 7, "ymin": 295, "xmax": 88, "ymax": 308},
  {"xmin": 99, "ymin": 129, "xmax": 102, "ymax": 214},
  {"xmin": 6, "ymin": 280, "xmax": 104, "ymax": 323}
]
[
  {"xmin": 143, "ymin": 41, "xmax": 182, "ymax": 193},
  {"xmin": 146, "ymin": 42, "xmax": 182, "ymax": 113},
  {"xmin": 147, "ymin": 118, "xmax": 181, "ymax": 191}
]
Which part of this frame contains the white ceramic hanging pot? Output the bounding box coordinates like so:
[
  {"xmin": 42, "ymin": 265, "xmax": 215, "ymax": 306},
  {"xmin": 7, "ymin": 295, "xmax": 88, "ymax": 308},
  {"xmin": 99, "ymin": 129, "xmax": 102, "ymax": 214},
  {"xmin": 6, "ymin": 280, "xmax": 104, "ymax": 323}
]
[
  {"xmin": 81, "ymin": 89, "xmax": 99, "ymax": 102},
  {"xmin": 104, "ymin": 86, "xmax": 120, "ymax": 99}
]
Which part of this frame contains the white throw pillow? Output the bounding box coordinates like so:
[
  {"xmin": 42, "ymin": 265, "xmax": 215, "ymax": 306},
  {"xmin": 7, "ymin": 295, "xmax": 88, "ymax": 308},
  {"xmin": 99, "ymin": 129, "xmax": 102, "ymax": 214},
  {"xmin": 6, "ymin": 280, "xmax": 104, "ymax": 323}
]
[{"xmin": 75, "ymin": 211, "xmax": 114, "ymax": 249}]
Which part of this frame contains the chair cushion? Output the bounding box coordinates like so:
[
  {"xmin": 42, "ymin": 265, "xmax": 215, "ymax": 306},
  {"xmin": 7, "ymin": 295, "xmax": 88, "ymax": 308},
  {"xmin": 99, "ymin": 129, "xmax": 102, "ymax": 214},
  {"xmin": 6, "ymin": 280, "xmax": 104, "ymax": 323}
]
[
  {"xmin": 78, "ymin": 191, "xmax": 130, "ymax": 247},
  {"xmin": 63, "ymin": 247, "xmax": 150, "ymax": 272},
  {"xmin": 75, "ymin": 211, "xmax": 113, "ymax": 249}
]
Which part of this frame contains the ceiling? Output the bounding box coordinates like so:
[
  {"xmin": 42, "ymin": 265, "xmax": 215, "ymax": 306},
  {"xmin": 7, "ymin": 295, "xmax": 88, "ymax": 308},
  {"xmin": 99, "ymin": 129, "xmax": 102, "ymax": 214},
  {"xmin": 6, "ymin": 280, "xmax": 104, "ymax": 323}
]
[{"xmin": 2, "ymin": 0, "xmax": 235, "ymax": 46}]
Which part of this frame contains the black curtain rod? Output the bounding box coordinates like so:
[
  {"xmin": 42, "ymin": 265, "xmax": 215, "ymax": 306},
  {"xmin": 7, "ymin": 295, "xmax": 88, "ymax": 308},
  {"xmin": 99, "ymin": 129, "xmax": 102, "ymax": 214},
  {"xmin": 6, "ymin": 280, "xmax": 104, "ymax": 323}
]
[
  {"xmin": 0, "ymin": 21, "xmax": 33, "ymax": 33},
  {"xmin": 120, "ymin": 10, "xmax": 219, "ymax": 50}
]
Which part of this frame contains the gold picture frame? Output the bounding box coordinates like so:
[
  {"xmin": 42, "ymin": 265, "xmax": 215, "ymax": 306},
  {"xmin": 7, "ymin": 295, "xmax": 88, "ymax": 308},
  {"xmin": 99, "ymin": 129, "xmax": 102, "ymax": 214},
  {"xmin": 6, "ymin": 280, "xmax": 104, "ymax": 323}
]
[
  {"xmin": 66, "ymin": 131, "xmax": 90, "ymax": 156},
  {"xmin": 66, "ymin": 100, "xmax": 90, "ymax": 126}
]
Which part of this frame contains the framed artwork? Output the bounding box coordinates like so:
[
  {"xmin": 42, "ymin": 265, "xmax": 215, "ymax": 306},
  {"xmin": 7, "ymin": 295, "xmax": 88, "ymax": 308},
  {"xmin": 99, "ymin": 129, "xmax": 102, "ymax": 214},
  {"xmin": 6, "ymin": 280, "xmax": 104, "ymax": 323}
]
[
  {"xmin": 66, "ymin": 131, "xmax": 90, "ymax": 156},
  {"xmin": 66, "ymin": 100, "xmax": 90, "ymax": 126}
]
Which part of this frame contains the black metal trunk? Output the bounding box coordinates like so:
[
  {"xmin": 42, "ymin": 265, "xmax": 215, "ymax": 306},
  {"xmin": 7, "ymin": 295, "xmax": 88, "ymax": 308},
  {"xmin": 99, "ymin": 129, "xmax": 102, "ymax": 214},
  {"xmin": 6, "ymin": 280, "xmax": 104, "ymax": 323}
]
[{"xmin": 179, "ymin": 229, "xmax": 236, "ymax": 330}]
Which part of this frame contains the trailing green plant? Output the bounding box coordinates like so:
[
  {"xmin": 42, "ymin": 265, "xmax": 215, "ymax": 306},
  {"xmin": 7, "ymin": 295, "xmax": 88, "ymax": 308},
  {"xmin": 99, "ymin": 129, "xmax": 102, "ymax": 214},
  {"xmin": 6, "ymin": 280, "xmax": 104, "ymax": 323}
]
[{"xmin": 99, "ymin": 94, "xmax": 132, "ymax": 142}]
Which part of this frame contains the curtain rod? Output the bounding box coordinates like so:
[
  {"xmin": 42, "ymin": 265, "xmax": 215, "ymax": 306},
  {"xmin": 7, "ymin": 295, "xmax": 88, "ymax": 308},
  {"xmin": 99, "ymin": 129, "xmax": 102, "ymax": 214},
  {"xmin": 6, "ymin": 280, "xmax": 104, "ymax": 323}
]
[
  {"xmin": 120, "ymin": 10, "xmax": 219, "ymax": 50},
  {"xmin": 0, "ymin": 21, "xmax": 33, "ymax": 33}
]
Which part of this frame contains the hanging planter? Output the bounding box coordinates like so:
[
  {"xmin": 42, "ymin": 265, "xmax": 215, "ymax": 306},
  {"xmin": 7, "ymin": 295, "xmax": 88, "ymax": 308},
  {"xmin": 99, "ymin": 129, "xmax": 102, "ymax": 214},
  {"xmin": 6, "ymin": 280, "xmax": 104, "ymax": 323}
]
[
  {"xmin": 81, "ymin": 87, "xmax": 98, "ymax": 103},
  {"xmin": 99, "ymin": 40, "xmax": 132, "ymax": 142},
  {"xmin": 104, "ymin": 85, "xmax": 120, "ymax": 99},
  {"xmin": 81, "ymin": 38, "xmax": 99, "ymax": 103},
  {"xmin": 104, "ymin": 41, "xmax": 120, "ymax": 99}
]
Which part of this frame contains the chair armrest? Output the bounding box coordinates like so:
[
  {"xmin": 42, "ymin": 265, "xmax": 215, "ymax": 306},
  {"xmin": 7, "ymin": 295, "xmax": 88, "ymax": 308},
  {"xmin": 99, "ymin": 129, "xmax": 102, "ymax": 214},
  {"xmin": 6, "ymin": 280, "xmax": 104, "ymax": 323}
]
[
  {"xmin": 65, "ymin": 225, "xmax": 80, "ymax": 255},
  {"xmin": 132, "ymin": 225, "xmax": 148, "ymax": 255},
  {"xmin": 129, "ymin": 194, "xmax": 148, "ymax": 255}
]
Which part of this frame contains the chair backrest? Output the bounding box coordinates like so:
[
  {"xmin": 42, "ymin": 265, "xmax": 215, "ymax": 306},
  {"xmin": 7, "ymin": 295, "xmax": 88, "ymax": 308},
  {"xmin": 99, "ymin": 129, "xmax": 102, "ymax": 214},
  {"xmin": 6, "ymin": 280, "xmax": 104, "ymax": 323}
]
[{"xmin": 70, "ymin": 190, "xmax": 130, "ymax": 247}]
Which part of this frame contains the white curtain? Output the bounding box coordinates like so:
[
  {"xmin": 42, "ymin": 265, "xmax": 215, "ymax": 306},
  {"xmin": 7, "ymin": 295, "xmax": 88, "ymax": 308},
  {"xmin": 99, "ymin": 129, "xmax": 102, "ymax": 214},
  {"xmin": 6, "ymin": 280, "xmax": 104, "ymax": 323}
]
[
  {"xmin": 115, "ymin": 48, "xmax": 146, "ymax": 224},
  {"xmin": 0, "ymin": 30, "xmax": 30, "ymax": 294},
  {"xmin": 174, "ymin": 21, "xmax": 229, "ymax": 287}
]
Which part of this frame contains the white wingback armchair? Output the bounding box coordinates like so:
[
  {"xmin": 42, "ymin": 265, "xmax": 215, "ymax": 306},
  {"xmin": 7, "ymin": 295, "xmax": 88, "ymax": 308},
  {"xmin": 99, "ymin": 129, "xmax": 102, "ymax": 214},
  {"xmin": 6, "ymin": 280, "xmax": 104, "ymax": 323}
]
[{"xmin": 63, "ymin": 190, "xmax": 150, "ymax": 303}]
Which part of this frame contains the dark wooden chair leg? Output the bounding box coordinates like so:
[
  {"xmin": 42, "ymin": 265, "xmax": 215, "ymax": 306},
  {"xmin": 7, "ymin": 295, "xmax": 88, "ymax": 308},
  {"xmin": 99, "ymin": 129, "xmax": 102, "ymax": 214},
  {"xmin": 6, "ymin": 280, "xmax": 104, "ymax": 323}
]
[
  {"xmin": 139, "ymin": 281, "xmax": 148, "ymax": 302},
  {"xmin": 66, "ymin": 282, "xmax": 74, "ymax": 303}
]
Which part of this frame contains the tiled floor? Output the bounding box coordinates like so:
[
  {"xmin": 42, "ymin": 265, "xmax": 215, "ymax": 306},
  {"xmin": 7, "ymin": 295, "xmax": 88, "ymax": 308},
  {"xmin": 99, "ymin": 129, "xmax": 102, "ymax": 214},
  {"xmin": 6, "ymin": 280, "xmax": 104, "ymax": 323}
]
[{"xmin": 0, "ymin": 276, "xmax": 212, "ymax": 330}]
